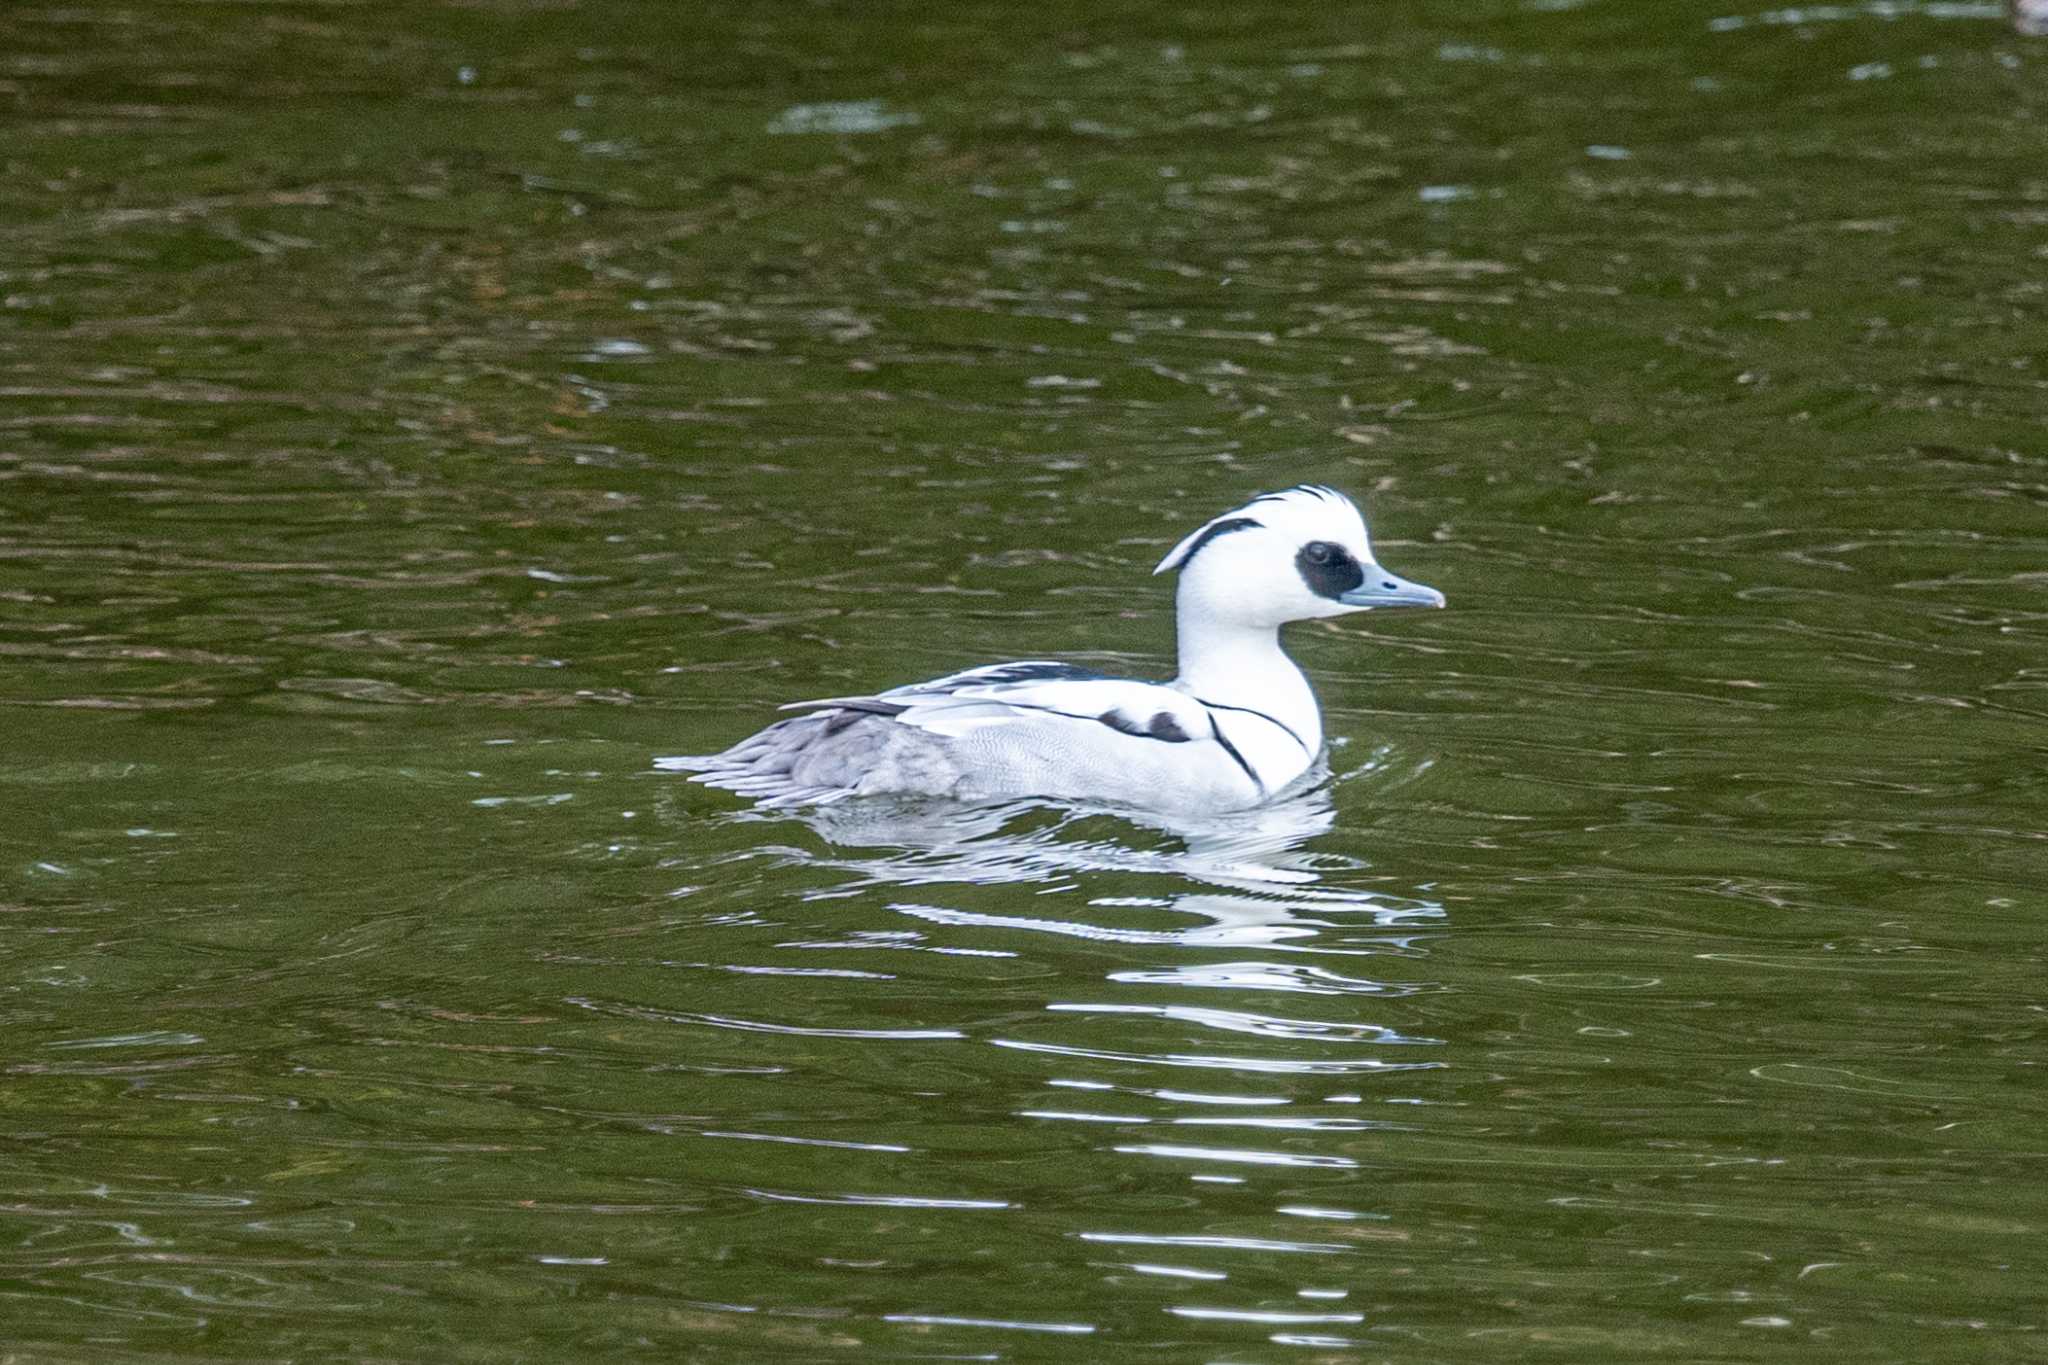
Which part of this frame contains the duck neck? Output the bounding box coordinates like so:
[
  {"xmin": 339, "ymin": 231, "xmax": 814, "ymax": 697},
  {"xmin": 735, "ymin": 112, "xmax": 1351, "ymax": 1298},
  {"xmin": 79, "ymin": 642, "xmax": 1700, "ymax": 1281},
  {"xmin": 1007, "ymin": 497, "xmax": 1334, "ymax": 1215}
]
[{"xmin": 1171, "ymin": 614, "xmax": 1324, "ymax": 754}]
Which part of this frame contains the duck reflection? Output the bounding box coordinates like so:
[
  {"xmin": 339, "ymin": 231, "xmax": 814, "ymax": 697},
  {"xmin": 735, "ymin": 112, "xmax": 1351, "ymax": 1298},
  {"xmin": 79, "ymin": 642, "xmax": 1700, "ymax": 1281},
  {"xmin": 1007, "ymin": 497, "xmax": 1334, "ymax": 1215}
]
[
  {"xmin": 673, "ymin": 759, "xmax": 1447, "ymax": 1320},
  {"xmin": 723, "ymin": 772, "xmax": 1443, "ymax": 962}
]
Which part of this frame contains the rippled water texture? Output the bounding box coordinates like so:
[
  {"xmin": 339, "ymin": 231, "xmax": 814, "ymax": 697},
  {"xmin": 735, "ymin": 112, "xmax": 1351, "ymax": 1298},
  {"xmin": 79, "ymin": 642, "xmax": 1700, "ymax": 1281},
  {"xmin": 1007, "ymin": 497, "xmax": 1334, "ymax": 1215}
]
[{"xmin": 4, "ymin": 2, "xmax": 2045, "ymax": 1359}]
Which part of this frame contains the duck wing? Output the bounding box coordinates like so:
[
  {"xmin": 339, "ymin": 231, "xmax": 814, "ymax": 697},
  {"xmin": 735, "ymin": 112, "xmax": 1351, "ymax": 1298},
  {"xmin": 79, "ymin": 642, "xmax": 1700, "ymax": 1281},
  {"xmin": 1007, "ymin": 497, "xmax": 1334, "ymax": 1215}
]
[
  {"xmin": 789, "ymin": 660, "xmax": 1109, "ymax": 706},
  {"xmin": 782, "ymin": 662, "xmax": 1212, "ymax": 744},
  {"xmin": 670, "ymin": 661, "xmax": 1287, "ymax": 809}
]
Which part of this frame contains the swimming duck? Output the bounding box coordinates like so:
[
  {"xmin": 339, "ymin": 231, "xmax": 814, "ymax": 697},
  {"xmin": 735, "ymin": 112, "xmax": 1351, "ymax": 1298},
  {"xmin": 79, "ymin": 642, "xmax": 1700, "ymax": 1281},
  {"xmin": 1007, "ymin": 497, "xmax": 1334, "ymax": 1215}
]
[{"xmin": 664, "ymin": 485, "xmax": 1444, "ymax": 814}]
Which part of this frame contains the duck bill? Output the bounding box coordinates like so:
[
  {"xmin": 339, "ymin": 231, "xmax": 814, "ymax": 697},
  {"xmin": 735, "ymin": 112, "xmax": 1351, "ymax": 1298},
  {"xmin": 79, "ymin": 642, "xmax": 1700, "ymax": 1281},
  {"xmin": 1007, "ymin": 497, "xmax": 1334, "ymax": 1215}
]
[{"xmin": 1338, "ymin": 569, "xmax": 1445, "ymax": 610}]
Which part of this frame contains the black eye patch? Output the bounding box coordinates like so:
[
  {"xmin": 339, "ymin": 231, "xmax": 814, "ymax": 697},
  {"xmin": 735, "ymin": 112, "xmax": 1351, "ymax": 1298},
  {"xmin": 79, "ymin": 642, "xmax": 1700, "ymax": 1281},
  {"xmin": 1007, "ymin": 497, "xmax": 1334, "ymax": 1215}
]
[{"xmin": 1295, "ymin": 540, "xmax": 1365, "ymax": 599}]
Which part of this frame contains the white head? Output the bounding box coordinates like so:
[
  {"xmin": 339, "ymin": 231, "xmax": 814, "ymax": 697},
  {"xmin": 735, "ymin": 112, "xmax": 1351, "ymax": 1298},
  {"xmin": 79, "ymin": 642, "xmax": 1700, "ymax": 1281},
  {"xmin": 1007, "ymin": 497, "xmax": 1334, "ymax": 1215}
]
[{"xmin": 1154, "ymin": 485, "xmax": 1445, "ymax": 629}]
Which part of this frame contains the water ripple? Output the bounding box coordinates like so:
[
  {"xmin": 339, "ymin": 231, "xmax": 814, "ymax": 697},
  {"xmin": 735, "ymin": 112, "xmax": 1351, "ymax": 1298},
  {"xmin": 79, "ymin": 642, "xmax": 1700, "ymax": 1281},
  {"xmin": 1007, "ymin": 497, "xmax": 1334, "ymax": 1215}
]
[
  {"xmin": 1113, "ymin": 1142, "xmax": 1359, "ymax": 1170},
  {"xmin": 1078, "ymin": 1232, "xmax": 1349, "ymax": 1256},
  {"xmin": 565, "ymin": 996, "xmax": 965, "ymax": 1041},
  {"xmin": 1046, "ymin": 1001, "xmax": 1439, "ymax": 1045},
  {"xmin": 991, "ymin": 1039, "xmax": 1444, "ymax": 1076}
]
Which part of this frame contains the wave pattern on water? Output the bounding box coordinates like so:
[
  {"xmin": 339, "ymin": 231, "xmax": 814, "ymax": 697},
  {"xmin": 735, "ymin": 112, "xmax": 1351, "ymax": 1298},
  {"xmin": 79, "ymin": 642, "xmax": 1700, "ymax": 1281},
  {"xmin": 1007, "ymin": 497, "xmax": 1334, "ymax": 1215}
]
[{"xmin": 3, "ymin": 0, "xmax": 2045, "ymax": 1357}]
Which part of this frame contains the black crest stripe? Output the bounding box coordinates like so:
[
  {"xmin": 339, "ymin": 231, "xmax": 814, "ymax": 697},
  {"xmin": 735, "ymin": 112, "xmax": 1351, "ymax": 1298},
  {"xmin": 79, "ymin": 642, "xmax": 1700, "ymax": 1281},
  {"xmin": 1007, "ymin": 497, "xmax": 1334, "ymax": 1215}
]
[{"xmin": 1173, "ymin": 516, "xmax": 1260, "ymax": 568}]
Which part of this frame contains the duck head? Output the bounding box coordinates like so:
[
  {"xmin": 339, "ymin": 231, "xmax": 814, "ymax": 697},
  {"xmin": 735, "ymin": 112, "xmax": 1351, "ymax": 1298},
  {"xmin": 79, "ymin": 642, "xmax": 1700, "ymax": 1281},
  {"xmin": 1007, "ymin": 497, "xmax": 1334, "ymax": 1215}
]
[{"xmin": 1154, "ymin": 484, "xmax": 1445, "ymax": 629}]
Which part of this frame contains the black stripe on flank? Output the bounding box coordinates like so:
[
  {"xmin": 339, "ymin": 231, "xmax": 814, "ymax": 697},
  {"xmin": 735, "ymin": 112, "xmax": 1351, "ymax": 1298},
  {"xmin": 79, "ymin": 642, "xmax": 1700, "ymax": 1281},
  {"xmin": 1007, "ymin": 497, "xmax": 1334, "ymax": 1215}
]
[
  {"xmin": 1195, "ymin": 698, "xmax": 1310, "ymax": 756},
  {"xmin": 1098, "ymin": 709, "xmax": 1194, "ymax": 743},
  {"xmin": 1295, "ymin": 540, "xmax": 1366, "ymax": 601},
  {"xmin": 1208, "ymin": 713, "xmax": 1265, "ymax": 797},
  {"xmin": 942, "ymin": 697, "xmax": 1192, "ymax": 740}
]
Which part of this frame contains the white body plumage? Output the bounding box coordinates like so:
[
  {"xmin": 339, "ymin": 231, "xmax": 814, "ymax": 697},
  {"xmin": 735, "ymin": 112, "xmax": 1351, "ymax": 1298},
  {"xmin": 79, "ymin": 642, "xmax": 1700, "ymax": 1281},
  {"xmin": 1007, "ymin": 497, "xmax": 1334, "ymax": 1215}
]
[{"xmin": 663, "ymin": 485, "xmax": 1444, "ymax": 814}]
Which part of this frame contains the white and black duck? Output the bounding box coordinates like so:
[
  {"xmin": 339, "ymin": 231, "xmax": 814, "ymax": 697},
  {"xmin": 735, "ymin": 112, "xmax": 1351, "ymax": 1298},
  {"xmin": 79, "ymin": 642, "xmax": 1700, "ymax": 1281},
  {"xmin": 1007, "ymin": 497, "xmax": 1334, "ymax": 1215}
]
[{"xmin": 663, "ymin": 485, "xmax": 1444, "ymax": 814}]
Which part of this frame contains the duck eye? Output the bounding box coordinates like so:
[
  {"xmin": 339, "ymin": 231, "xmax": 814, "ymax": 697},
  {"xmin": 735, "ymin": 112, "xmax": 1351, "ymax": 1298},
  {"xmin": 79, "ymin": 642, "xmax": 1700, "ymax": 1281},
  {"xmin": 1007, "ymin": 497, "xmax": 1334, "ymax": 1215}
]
[{"xmin": 1303, "ymin": 542, "xmax": 1336, "ymax": 565}]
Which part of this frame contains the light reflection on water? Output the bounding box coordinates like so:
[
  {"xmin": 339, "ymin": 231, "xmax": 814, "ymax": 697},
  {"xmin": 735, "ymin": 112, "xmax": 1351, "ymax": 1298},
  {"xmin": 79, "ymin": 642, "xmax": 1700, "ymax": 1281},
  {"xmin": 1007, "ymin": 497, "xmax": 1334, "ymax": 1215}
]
[
  {"xmin": 708, "ymin": 780, "xmax": 1455, "ymax": 1329},
  {"xmin": 764, "ymin": 776, "xmax": 1441, "ymax": 939},
  {"xmin": 741, "ymin": 780, "xmax": 1445, "ymax": 1085}
]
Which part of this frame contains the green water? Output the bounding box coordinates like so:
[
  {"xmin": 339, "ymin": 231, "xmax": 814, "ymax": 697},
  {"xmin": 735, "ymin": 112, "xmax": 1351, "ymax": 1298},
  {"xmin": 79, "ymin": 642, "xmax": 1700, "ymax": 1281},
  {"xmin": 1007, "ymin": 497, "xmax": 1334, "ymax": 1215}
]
[{"xmin": 4, "ymin": 1, "xmax": 2045, "ymax": 1359}]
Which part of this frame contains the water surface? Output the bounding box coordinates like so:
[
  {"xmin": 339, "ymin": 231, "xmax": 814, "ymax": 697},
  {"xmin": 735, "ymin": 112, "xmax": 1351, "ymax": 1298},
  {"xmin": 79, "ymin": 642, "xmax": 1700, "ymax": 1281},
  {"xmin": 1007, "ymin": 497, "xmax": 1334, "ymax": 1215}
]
[{"xmin": 3, "ymin": 1, "xmax": 2045, "ymax": 1359}]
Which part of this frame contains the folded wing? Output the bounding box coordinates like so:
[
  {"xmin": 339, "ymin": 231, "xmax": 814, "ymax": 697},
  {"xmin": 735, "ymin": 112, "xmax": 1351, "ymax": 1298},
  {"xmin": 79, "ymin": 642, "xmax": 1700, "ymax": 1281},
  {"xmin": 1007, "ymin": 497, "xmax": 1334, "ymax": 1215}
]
[{"xmin": 782, "ymin": 662, "xmax": 1209, "ymax": 745}]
